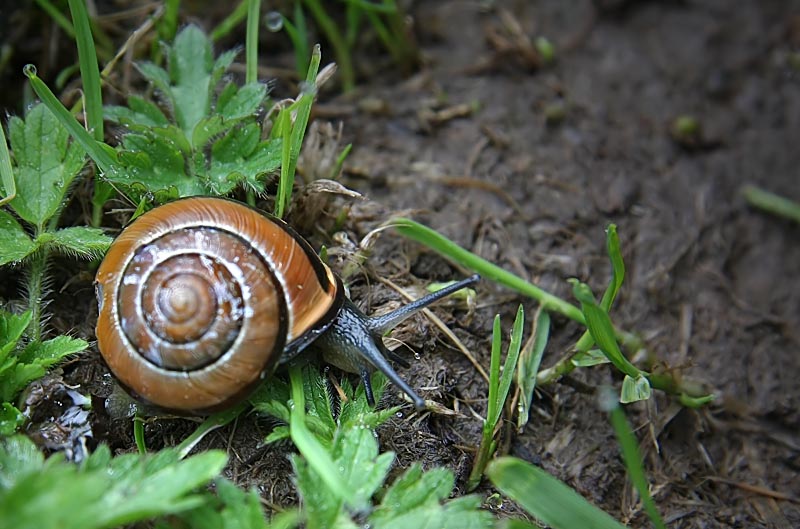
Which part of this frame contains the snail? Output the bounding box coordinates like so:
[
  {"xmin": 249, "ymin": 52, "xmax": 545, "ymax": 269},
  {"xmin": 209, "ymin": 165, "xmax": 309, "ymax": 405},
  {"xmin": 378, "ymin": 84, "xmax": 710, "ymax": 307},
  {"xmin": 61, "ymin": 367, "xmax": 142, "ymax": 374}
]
[{"xmin": 95, "ymin": 197, "xmax": 479, "ymax": 414}]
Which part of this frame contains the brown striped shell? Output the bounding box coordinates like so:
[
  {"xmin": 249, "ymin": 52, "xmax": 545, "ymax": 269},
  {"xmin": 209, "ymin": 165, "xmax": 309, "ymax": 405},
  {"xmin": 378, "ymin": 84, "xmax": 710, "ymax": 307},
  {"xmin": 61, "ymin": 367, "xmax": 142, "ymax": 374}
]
[{"xmin": 95, "ymin": 197, "xmax": 342, "ymax": 413}]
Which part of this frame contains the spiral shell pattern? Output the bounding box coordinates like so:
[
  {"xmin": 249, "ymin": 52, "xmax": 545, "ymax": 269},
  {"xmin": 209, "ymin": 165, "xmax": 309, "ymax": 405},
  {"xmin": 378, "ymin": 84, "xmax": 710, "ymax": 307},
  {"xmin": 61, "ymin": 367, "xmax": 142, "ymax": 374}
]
[{"xmin": 95, "ymin": 197, "xmax": 340, "ymax": 413}]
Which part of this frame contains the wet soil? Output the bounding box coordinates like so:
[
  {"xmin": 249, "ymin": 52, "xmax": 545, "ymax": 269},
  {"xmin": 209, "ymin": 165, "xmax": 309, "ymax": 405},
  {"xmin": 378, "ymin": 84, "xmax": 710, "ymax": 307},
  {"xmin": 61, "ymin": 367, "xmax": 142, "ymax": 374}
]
[{"xmin": 2, "ymin": 1, "xmax": 799, "ymax": 527}]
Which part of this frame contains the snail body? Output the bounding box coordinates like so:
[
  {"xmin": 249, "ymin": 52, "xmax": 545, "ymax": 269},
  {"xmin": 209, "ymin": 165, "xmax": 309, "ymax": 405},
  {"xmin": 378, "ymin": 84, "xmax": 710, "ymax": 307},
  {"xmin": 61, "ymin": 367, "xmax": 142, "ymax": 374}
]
[{"xmin": 95, "ymin": 197, "xmax": 478, "ymax": 414}]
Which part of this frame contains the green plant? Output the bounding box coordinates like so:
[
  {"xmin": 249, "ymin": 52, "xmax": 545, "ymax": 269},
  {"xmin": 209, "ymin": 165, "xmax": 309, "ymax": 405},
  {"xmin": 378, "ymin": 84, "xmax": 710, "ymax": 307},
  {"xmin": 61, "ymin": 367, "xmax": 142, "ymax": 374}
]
[
  {"xmin": 0, "ymin": 103, "xmax": 111, "ymax": 433},
  {"xmin": 467, "ymin": 305, "xmax": 525, "ymax": 491},
  {"xmin": 391, "ymin": 218, "xmax": 714, "ymax": 406},
  {"xmin": 0, "ymin": 435, "xmax": 251, "ymax": 529},
  {"xmin": 487, "ymin": 456, "xmax": 629, "ymax": 529},
  {"xmin": 251, "ymin": 365, "xmax": 494, "ymax": 528}
]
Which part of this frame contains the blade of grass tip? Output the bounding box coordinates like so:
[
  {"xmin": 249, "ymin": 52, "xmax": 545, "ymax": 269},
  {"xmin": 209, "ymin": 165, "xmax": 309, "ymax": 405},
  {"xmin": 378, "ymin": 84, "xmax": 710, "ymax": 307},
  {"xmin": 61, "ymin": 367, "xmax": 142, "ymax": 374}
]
[
  {"xmin": 176, "ymin": 402, "xmax": 249, "ymax": 459},
  {"xmin": 598, "ymin": 387, "xmax": 667, "ymax": 529},
  {"xmin": 35, "ymin": 0, "xmax": 76, "ymax": 38},
  {"xmin": 491, "ymin": 305, "xmax": 525, "ymax": 427},
  {"xmin": 517, "ymin": 308, "xmax": 549, "ymax": 431},
  {"xmin": 245, "ymin": 0, "xmax": 261, "ymax": 84},
  {"xmin": 24, "ymin": 65, "xmax": 114, "ymax": 174},
  {"xmin": 600, "ymin": 224, "xmax": 624, "ymax": 311},
  {"xmin": 0, "ymin": 121, "xmax": 15, "ymax": 207},
  {"xmin": 302, "ymin": 0, "xmax": 354, "ymax": 91},
  {"xmin": 68, "ymin": 0, "xmax": 103, "ymax": 142},
  {"xmin": 288, "ymin": 365, "xmax": 356, "ymax": 506},
  {"xmin": 391, "ymin": 218, "xmax": 585, "ymax": 324},
  {"xmin": 487, "ymin": 456, "xmax": 628, "ymax": 529},
  {"xmin": 274, "ymin": 45, "xmax": 321, "ymax": 218},
  {"xmin": 742, "ymin": 185, "xmax": 800, "ymax": 224},
  {"xmin": 211, "ymin": 0, "xmax": 249, "ymax": 41}
]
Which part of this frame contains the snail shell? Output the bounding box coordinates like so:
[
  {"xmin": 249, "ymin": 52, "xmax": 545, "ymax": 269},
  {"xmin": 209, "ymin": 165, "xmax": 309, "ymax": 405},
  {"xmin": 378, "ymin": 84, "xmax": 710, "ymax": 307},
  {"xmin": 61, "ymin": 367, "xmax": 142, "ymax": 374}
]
[{"xmin": 95, "ymin": 197, "xmax": 342, "ymax": 413}]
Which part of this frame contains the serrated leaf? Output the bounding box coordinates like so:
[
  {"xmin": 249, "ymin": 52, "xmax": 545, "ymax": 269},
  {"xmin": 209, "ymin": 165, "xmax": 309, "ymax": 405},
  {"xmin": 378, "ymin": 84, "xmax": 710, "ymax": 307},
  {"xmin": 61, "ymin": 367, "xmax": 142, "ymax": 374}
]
[
  {"xmin": 0, "ymin": 211, "xmax": 36, "ymax": 265},
  {"xmin": 105, "ymin": 95, "xmax": 170, "ymax": 128},
  {"xmin": 620, "ymin": 374, "xmax": 651, "ymax": 403},
  {"xmin": 218, "ymin": 83, "xmax": 268, "ymax": 120},
  {"xmin": 292, "ymin": 455, "xmax": 342, "ymax": 529},
  {"xmin": 18, "ymin": 335, "xmax": 88, "ymax": 365},
  {"xmin": 0, "ymin": 444, "xmax": 227, "ymax": 529},
  {"xmin": 371, "ymin": 465, "xmax": 492, "ymax": 529},
  {"xmin": 110, "ymin": 131, "xmax": 203, "ymax": 196},
  {"xmin": 169, "ymin": 25, "xmax": 214, "ymax": 136},
  {"xmin": 49, "ymin": 226, "xmax": 112, "ymax": 259},
  {"xmin": 209, "ymin": 135, "xmax": 282, "ymax": 195},
  {"xmin": 374, "ymin": 464, "xmax": 454, "ymax": 519},
  {"xmin": 136, "ymin": 62, "xmax": 172, "ymax": 101},
  {"xmin": 7, "ymin": 104, "xmax": 86, "ymax": 227},
  {"xmin": 0, "ymin": 310, "xmax": 32, "ymax": 361},
  {"xmin": 0, "ymin": 362, "xmax": 44, "ymax": 402},
  {"xmin": 333, "ymin": 427, "xmax": 394, "ymax": 505}
]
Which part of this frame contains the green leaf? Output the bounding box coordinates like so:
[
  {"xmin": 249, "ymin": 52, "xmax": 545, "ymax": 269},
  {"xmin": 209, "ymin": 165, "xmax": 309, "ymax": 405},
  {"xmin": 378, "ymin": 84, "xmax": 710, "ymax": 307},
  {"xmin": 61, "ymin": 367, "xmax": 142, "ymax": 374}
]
[
  {"xmin": 487, "ymin": 457, "xmax": 628, "ymax": 529},
  {"xmin": 570, "ymin": 349, "xmax": 610, "ymax": 367},
  {"xmin": 333, "ymin": 427, "xmax": 394, "ymax": 506},
  {"xmin": 370, "ymin": 464, "xmax": 493, "ymax": 529},
  {"xmin": 218, "ymin": 83, "xmax": 268, "ymax": 120},
  {"xmin": 105, "ymin": 96, "xmax": 170, "ymax": 128},
  {"xmin": 0, "ymin": 113, "xmax": 15, "ymax": 207},
  {"xmin": 48, "ymin": 226, "xmax": 112, "ymax": 259},
  {"xmin": 0, "ymin": 211, "xmax": 36, "ymax": 265},
  {"xmin": 620, "ymin": 374, "xmax": 652, "ymax": 403},
  {"xmin": 0, "ymin": 310, "xmax": 32, "ymax": 361},
  {"xmin": 570, "ymin": 280, "xmax": 641, "ymax": 379},
  {"xmin": 517, "ymin": 309, "xmax": 549, "ymax": 431},
  {"xmin": 0, "ymin": 362, "xmax": 44, "ymax": 402},
  {"xmin": 7, "ymin": 104, "xmax": 86, "ymax": 227},
  {"xmin": 169, "ymin": 25, "xmax": 214, "ymax": 136},
  {"xmin": 0, "ymin": 435, "xmax": 43, "ymax": 490},
  {"xmin": 175, "ymin": 478, "xmax": 272, "ymax": 529},
  {"xmin": 0, "ymin": 443, "xmax": 227, "ymax": 529},
  {"xmin": 0, "ymin": 404, "xmax": 25, "ymax": 436},
  {"xmin": 18, "ymin": 335, "xmax": 88, "ymax": 365},
  {"xmin": 599, "ymin": 225, "xmax": 624, "ymax": 311}
]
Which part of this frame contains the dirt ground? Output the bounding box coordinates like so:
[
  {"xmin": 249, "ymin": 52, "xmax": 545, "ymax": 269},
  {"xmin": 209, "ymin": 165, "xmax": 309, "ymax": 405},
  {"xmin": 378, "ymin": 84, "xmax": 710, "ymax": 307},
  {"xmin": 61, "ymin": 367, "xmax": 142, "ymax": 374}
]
[{"xmin": 2, "ymin": 1, "xmax": 799, "ymax": 528}]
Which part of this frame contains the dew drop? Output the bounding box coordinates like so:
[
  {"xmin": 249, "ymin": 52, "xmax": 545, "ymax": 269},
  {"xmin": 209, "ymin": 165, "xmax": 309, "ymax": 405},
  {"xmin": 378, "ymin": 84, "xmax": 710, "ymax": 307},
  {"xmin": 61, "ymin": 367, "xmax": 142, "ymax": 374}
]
[
  {"xmin": 264, "ymin": 11, "xmax": 284, "ymax": 32},
  {"xmin": 23, "ymin": 64, "xmax": 37, "ymax": 78}
]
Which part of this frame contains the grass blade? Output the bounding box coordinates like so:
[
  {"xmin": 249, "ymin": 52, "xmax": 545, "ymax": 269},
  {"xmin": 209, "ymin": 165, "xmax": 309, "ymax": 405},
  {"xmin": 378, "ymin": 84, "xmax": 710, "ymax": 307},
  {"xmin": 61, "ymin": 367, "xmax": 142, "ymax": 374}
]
[
  {"xmin": 391, "ymin": 218, "xmax": 585, "ymax": 323},
  {"xmin": 742, "ymin": 185, "xmax": 800, "ymax": 223},
  {"xmin": 517, "ymin": 308, "xmax": 549, "ymax": 430},
  {"xmin": 487, "ymin": 456, "xmax": 628, "ymax": 529},
  {"xmin": 24, "ymin": 65, "xmax": 114, "ymax": 174},
  {"xmin": 599, "ymin": 387, "xmax": 667, "ymax": 529}
]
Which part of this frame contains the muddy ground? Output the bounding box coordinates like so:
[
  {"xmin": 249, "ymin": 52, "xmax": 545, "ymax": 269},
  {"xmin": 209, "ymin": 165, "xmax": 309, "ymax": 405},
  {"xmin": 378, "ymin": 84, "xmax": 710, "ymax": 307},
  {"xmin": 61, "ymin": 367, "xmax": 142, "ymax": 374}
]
[{"xmin": 2, "ymin": 1, "xmax": 799, "ymax": 528}]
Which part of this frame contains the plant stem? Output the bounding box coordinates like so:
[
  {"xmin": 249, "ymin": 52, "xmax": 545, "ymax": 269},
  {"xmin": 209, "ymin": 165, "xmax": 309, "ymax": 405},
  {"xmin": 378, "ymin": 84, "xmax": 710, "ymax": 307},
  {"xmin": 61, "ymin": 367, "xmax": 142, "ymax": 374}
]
[{"xmin": 25, "ymin": 245, "xmax": 49, "ymax": 342}]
